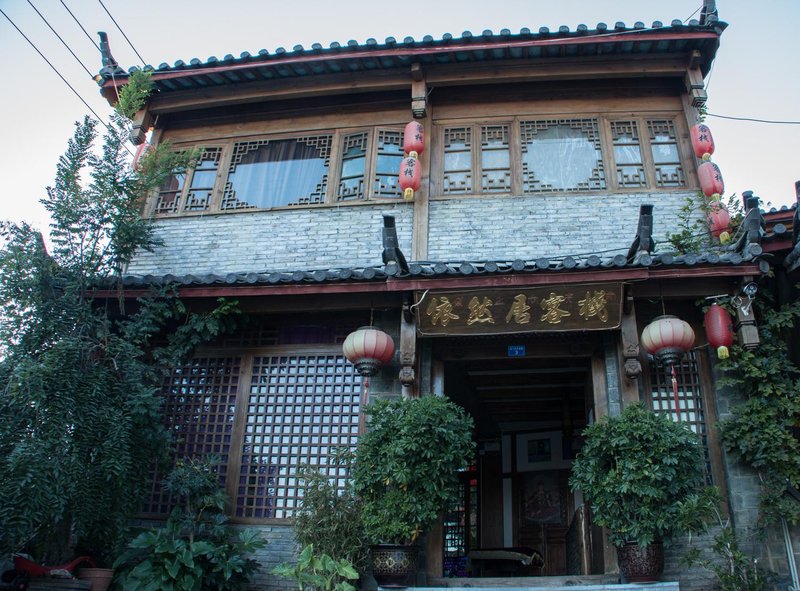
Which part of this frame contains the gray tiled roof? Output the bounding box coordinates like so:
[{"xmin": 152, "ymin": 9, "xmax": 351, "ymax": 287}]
[
  {"xmin": 117, "ymin": 247, "xmax": 766, "ymax": 289},
  {"xmin": 99, "ymin": 19, "xmax": 726, "ymax": 91}
]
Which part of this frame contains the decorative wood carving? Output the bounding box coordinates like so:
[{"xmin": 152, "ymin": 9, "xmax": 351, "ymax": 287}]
[{"xmin": 399, "ymin": 302, "xmax": 417, "ymax": 397}]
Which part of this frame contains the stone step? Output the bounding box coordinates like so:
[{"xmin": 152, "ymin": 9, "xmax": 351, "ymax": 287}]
[{"xmin": 413, "ymin": 581, "xmax": 679, "ymax": 591}]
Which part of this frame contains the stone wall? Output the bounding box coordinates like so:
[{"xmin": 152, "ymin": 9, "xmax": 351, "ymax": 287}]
[
  {"xmin": 427, "ymin": 192, "xmax": 693, "ymax": 263},
  {"xmin": 127, "ymin": 191, "xmax": 698, "ymax": 277},
  {"xmin": 126, "ymin": 204, "xmax": 412, "ymax": 276}
]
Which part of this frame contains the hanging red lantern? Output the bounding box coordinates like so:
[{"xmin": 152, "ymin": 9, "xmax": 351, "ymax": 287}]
[
  {"xmin": 132, "ymin": 140, "xmax": 151, "ymax": 171},
  {"xmin": 698, "ymin": 161, "xmax": 724, "ymax": 199},
  {"xmin": 707, "ymin": 201, "xmax": 732, "ymax": 243},
  {"xmin": 642, "ymin": 315, "xmax": 695, "ymax": 422},
  {"xmin": 403, "ymin": 121, "xmax": 425, "ymax": 157},
  {"xmin": 641, "ymin": 315, "xmax": 695, "ymax": 367},
  {"xmin": 399, "ymin": 156, "xmax": 421, "ymax": 201},
  {"xmin": 690, "ymin": 123, "xmax": 715, "ymax": 160},
  {"xmin": 343, "ymin": 326, "xmax": 395, "ymax": 377},
  {"xmin": 704, "ymin": 304, "xmax": 734, "ymax": 359}
]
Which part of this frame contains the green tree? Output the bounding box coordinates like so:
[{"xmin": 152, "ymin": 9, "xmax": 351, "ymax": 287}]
[{"xmin": 0, "ymin": 71, "xmax": 238, "ymax": 565}]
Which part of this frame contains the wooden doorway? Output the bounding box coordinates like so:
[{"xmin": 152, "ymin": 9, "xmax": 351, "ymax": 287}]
[{"xmin": 439, "ymin": 341, "xmax": 596, "ymax": 578}]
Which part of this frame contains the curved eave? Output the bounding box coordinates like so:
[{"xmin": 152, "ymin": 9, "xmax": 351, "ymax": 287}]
[{"xmin": 99, "ymin": 25, "xmax": 724, "ymax": 105}]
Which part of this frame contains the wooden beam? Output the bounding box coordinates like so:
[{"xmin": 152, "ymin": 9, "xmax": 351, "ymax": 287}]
[{"xmin": 141, "ymin": 55, "xmax": 693, "ymax": 115}]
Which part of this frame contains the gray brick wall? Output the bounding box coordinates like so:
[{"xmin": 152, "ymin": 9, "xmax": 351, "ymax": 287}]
[
  {"xmin": 126, "ymin": 204, "xmax": 413, "ymax": 276},
  {"xmin": 239, "ymin": 523, "xmax": 298, "ymax": 591},
  {"xmin": 427, "ymin": 192, "xmax": 694, "ymax": 262}
]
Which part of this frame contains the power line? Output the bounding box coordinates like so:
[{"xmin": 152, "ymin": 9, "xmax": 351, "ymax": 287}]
[
  {"xmin": 96, "ymin": 0, "xmax": 146, "ymax": 65},
  {"xmin": 706, "ymin": 112, "xmax": 800, "ymax": 125},
  {"xmin": 26, "ymin": 0, "xmax": 94, "ymax": 79},
  {"xmin": 0, "ymin": 7, "xmax": 111, "ymax": 132},
  {"xmin": 60, "ymin": 0, "xmax": 100, "ymax": 53}
]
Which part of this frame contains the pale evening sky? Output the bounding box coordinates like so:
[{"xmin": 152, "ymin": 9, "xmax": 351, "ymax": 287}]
[{"xmin": 1, "ymin": 0, "xmax": 798, "ymax": 233}]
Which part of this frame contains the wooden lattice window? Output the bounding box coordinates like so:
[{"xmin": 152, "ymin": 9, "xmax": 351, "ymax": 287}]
[
  {"xmin": 520, "ymin": 119, "xmax": 606, "ymax": 193},
  {"xmin": 647, "ymin": 119, "xmax": 686, "ymax": 188},
  {"xmin": 609, "ymin": 121, "xmax": 646, "ymax": 189},
  {"xmin": 648, "ymin": 351, "xmax": 713, "ymax": 482},
  {"xmin": 183, "ymin": 148, "xmax": 222, "ymax": 211},
  {"xmin": 154, "ymin": 148, "xmax": 221, "ymax": 214},
  {"xmin": 373, "ymin": 130, "xmax": 404, "ymax": 198},
  {"xmin": 443, "ymin": 127, "xmax": 473, "ymax": 195},
  {"xmin": 221, "ymin": 136, "xmax": 332, "ymax": 209},
  {"xmin": 236, "ymin": 354, "xmax": 361, "ymax": 519},
  {"xmin": 143, "ymin": 357, "xmax": 241, "ymax": 514},
  {"xmin": 337, "ymin": 132, "xmax": 368, "ymax": 201},
  {"xmin": 481, "ymin": 125, "xmax": 511, "ymax": 193}
]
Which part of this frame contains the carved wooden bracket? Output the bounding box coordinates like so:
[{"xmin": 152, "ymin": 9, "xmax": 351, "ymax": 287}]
[
  {"xmin": 620, "ymin": 294, "xmax": 642, "ymax": 381},
  {"xmin": 130, "ymin": 108, "xmax": 154, "ymax": 145},
  {"xmin": 399, "ymin": 302, "xmax": 418, "ymax": 397},
  {"xmin": 411, "ymin": 64, "xmax": 427, "ymax": 119}
]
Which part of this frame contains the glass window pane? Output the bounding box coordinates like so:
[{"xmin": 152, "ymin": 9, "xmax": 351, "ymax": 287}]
[
  {"xmin": 443, "ymin": 127, "xmax": 472, "ymax": 194},
  {"xmin": 647, "ymin": 120, "xmax": 685, "ymax": 188},
  {"xmin": 223, "ymin": 137, "xmax": 331, "ymax": 209},
  {"xmin": 373, "ymin": 130, "xmax": 403, "ymax": 198},
  {"xmin": 337, "ymin": 133, "xmax": 367, "ymax": 201}
]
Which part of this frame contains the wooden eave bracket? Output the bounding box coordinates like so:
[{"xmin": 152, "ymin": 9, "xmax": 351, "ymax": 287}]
[
  {"xmin": 410, "ymin": 63, "xmax": 427, "ymax": 119},
  {"xmin": 685, "ymin": 54, "xmax": 707, "ymax": 108},
  {"xmin": 627, "ymin": 204, "xmax": 654, "ymax": 263},
  {"xmin": 399, "ymin": 299, "xmax": 418, "ymax": 397},
  {"xmin": 130, "ymin": 108, "xmax": 154, "ymax": 145}
]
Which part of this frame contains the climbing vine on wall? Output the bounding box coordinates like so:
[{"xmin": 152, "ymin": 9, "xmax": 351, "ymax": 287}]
[{"xmin": 717, "ymin": 295, "xmax": 800, "ymax": 525}]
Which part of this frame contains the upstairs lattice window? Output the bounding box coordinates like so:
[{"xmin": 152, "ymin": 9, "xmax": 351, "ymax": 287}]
[
  {"xmin": 373, "ymin": 130, "xmax": 404, "ymax": 198},
  {"xmin": 521, "ymin": 119, "xmax": 606, "ymax": 193},
  {"xmin": 222, "ymin": 136, "xmax": 332, "ymax": 209},
  {"xmin": 154, "ymin": 147, "xmax": 221, "ymax": 214},
  {"xmin": 610, "ymin": 121, "xmax": 646, "ymax": 189},
  {"xmin": 647, "ymin": 120, "xmax": 686, "ymax": 188}
]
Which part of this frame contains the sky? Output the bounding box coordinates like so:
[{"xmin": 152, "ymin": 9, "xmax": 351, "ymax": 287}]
[{"xmin": 1, "ymin": 0, "xmax": 798, "ymax": 233}]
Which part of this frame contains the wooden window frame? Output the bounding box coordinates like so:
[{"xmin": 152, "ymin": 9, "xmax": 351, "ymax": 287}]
[
  {"xmin": 432, "ymin": 112, "xmax": 693, "ymax": 199},
  {"xmin": 147, "ymin": 126, "xmax": 406, "ymax": 217}
]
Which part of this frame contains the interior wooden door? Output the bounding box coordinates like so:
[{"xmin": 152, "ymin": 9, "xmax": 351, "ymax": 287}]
[{"xmin": 516, "ymin": 470, "xmax": 572, "ymax": 575}]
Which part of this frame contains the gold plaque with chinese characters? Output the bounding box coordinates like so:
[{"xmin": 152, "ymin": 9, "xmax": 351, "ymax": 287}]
[{"xmin": 416, "ymin": 284, "xmax": 623, "ymax": 336}]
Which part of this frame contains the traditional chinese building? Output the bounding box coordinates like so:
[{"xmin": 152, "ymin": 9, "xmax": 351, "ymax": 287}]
[{"xmin": 96, "ymin": 2, "xmax": 800, "ymax": 589}]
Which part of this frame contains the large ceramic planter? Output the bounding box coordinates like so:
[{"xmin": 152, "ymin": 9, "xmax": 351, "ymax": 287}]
[
  {"xmin": 371, "ymin": 544, "xmax": 419, "ymax": 588},
  {"xmin": 76, "ymin": 568, "xmax": 114, "ymax": 591},
  {"xmin": 617, "ymin": 541, "xmax": 664, "ymax": 583}
]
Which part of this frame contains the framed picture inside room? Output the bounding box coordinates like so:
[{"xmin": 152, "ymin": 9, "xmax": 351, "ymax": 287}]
[{"xmin": 516, "ymin": 431, "xmax": 571, "ymax": 471}]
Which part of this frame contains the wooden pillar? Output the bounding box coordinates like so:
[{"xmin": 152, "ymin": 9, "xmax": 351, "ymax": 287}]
[
  {"xmin": 411, "ymin": 64, "xmax": 430, "ymax": 261},
  {"xmin": 619, "ymin": 293, "xmax": 642, "ymax": 408}
]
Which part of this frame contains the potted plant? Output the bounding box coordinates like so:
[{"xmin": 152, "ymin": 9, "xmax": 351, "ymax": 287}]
[
  {"xmin": 569, "ymin": 403, "xmax": 708, "ymax": 583},
  {"xmin": 352, "ymin": 396, "xmax": 474, "ymax": 587}
]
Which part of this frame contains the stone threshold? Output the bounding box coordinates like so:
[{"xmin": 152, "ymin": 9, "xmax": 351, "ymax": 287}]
[{"xmin": 415, "ymin": 578, "xmax": 679, "ymax": 591}]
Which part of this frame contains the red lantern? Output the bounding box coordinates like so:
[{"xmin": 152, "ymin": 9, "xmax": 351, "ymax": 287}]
[
  {"xmin": 399, "ymin": 156, "xmax": 421, "ymax": 201},
  {"xmin": 707, "ymin": 201, "xmax": 732, "ymax": 243},
  {"xmin": 698, "ymin": 161, "xmax": 724, "ymax": 198},
  {"xmin": 641, "ymin": 315, "xmax": 695, "ymax": 367},
  {"xmin": 132, "ymin": 140, "xmax": 150, "ymax": 171},
  {"xmin": 690, "ymin": 123, "xmax": 715, "ymax": 160},
  {"xmin": 403, "ymin": 121, "xmax": 424, "ymax": 157},
  {"xmin": 704, "ymin": 304, "xmax": 734, "ymax": 359},
  {"xmin": 343, "ymin": 326, "xmax": 395, "ymax": 377}
]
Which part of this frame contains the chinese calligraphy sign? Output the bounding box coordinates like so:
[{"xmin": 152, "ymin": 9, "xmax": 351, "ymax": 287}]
[{"xmin": 416, "ymin": 284, "xmax": 622, "ymax": 335}]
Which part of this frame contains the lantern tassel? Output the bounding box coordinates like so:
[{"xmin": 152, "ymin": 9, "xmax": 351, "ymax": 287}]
[
  {"xmin": 358, "ymin": 376, "xmax": 370, "ymax": 434},
  {"xmin": 671, "ymin": 365, "xmax": 681, "ymax": 422},
  {"xmin": 717, "ymin": 345, "xmax": 730, "ymax": 359}
]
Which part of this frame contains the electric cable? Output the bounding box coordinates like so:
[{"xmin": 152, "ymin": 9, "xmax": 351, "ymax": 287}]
[
  {"xmin": 26, "ymin": 0, "xmax": 94, "ymax": 78},
  {"xmin": 706, "ymin": 113, "xmax": 800, "ymax": 125},
  {"xmin": 0, "ymin": 7, "xmax": 111, "ymax": 132},
  {"xmin": 97, "ymin": 0, "xmax": 146, "ymax": 65},
  {"xmin": 60, "ymin": 0, "xmax": 101, "ymax": 52}
]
